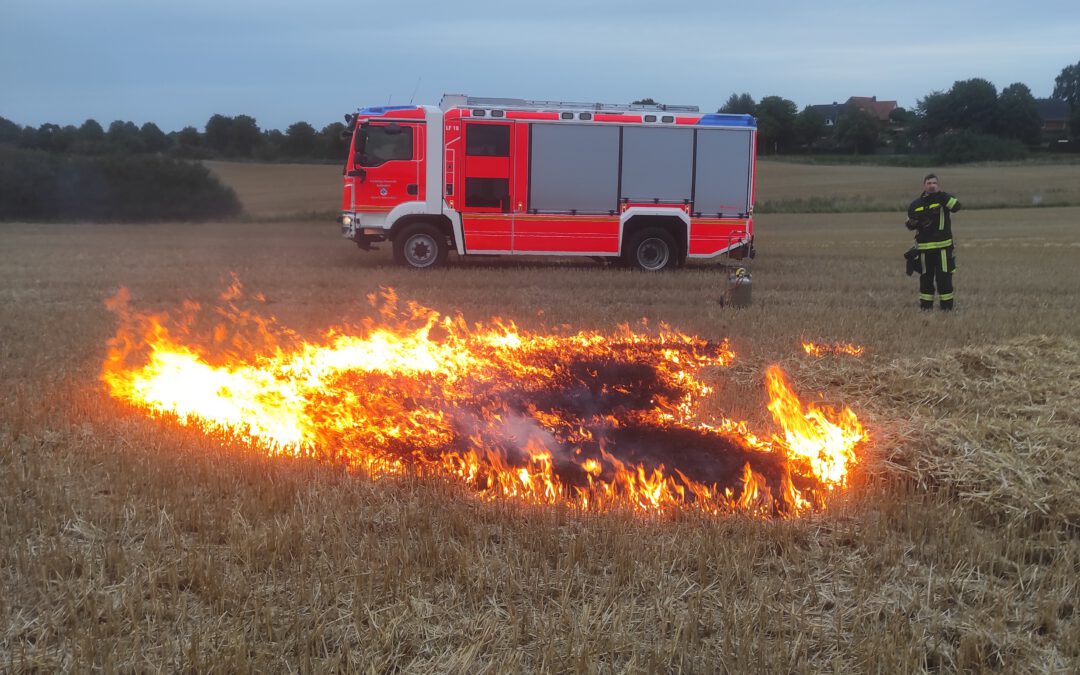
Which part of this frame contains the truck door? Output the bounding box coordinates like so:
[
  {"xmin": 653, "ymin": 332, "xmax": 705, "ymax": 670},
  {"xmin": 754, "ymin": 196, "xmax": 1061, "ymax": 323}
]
[
  {"xmin": 459, "ymin": 121, "xmax": 513, "ymax": 252},
  {"xmin": 350, "ymin": 122, "xmax": 424, "ymax": 212}
]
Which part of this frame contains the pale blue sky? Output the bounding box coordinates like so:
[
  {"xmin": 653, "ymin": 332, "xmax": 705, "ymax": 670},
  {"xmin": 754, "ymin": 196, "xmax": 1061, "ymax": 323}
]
[{"xmin": 2, "ymin": 0, "xmax": 1077, "ymax": 132}]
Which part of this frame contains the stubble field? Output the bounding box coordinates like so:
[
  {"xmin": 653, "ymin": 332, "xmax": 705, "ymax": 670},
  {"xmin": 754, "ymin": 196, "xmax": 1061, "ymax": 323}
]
[{"xmin": 2, "ymin": 161, "xmax": 1080, "ymax": 672}]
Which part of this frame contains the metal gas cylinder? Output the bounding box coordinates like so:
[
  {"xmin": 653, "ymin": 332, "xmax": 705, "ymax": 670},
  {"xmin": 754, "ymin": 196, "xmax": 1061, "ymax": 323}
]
[{"xmin": 727, "ymin": 267, "xmax": 752, "ymax": 307}]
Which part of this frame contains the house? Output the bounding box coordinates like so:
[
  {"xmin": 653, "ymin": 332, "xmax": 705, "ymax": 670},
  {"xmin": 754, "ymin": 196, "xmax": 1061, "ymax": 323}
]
[
  {"xmin": 1036, "ymin": 98, "xmax": 1071, "ymax": 140},
  {"xmin": 808, "ymin": 102, "xmax": 843, "ymax": 127},
  {"xmin": 809, "ymin": 96, "xmax": 899, "ymax": 126},
  {"xmin": 847, "ymin": 96, "xmax": 898, "ymax": 122}
]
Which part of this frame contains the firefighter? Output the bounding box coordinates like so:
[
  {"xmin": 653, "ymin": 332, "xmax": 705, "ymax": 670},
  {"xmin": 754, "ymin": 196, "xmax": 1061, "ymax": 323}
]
[{"xmin": 906, "ymin": 173, "xmax": 961, "ymax": 310}]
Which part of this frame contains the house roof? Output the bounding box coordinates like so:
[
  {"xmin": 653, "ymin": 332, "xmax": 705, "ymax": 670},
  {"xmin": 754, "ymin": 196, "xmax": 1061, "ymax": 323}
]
[
  {"xmin": 846, "ymin": 96, "xmax": 898, "ymax": 122},
  {"xmin": 808, "ymin": 96, "xmax": 898, "ymax": 124},
  {"xmin": 1036, "ymin": 98, "xmax": 1070, "ymax": 122},
  {"xmin": 808, "ymin": 103, "xmax": 842, "ymax": 124}
]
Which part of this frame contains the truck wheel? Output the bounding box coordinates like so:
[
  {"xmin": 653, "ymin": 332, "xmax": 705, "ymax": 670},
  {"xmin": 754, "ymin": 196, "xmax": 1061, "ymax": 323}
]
[
  {"xmin": 625, "ymin": 227, "xmax": 676, "ymax": 271},
  {"xmin": 393, "ymin": 223, "xmax": 448, "ymax": 269}
]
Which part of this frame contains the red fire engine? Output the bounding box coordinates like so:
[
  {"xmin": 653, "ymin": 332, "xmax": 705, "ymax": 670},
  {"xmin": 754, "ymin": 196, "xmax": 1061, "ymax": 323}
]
[{"xmin": 339, "ymin": 95, "xmax": 757, "ymax": 270}]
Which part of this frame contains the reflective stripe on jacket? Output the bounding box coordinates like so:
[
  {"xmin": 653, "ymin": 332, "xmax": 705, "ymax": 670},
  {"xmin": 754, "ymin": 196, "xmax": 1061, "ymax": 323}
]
[{"xmin": 907, "ymin": 192, "xmax": 961, "ymax": 247}]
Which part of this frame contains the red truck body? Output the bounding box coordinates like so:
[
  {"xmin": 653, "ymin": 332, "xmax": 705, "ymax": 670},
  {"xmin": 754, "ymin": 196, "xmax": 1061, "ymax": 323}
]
[{"xmin": 339, "ymin": 95, "xmax": 757, "ymax": 270}]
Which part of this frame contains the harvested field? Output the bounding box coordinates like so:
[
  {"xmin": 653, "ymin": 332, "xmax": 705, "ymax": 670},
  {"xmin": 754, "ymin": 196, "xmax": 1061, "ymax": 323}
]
[
  {"xmin": 3, "ymin": 175, "xmax": 1080, "ymax": 670},
  {"xmin": 204, "ymin": 160, "xmax": 342, "ymax": 219},
  {"xmin": 757, "ymin": 160, "xmax": 1080, "ymax": 213},
  {"xmin": 203, "ymin": 159, "xmax": 1080, "ymax": 218}
]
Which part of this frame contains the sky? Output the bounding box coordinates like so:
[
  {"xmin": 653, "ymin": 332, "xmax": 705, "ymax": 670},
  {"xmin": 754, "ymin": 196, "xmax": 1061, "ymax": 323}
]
[{"xmin": 2, "ymin": 0, "xmax": 1078, "ymax": 133}]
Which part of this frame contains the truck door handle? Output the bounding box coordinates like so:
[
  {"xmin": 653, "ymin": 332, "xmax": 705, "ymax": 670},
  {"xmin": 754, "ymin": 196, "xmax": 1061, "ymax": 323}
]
[
  {"xmin": 348, "ymin": 168, "xmax": 366, "ymax": 182},
  {"xmin": 406, "ymin": 184, "xmax": 418, "ymax": 195}
]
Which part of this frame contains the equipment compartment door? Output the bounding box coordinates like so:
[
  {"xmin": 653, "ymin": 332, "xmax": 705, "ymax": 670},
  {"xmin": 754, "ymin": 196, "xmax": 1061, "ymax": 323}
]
[{"xmin": 459, "ymin": 121, "xmax": 514, "ymax": 253}]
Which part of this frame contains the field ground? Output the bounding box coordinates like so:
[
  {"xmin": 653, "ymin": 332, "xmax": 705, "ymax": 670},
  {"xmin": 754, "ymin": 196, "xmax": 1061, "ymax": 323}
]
[
  {"xmin": 204, "ymin": 159, "xmax": 1080, "ymax": 218},
  {"xmin": 3, "ymin": 162, "xmax": 1080, "ymax": 671}
]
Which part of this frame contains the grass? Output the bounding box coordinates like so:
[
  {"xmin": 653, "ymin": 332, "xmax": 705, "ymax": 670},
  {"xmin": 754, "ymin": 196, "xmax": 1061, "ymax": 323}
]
[{"xmin": 3, "ymin": 164, "xmax": 1080, "ymax": 671}]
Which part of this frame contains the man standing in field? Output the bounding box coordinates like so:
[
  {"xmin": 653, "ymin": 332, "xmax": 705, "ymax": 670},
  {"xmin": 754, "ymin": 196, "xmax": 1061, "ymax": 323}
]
[{"xmin": 906, "ymin": 174, "xmax": 961, "ymax": 310}]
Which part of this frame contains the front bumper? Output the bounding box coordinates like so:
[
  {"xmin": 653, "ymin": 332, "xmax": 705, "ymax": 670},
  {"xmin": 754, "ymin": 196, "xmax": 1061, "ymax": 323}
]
[{"xmin": 338, "ymin": 213, "xmax": 388, "ymax": 250}]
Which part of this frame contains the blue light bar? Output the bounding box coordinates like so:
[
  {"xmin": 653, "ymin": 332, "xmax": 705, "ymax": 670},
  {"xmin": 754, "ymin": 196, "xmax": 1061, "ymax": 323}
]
[
  {"xmin": 358, "ymin": 105, "xmax": 420, "ymax": 115},
  {"xmin": 697, "ymin": 114, "xmax": 756, "ymax": 128}
]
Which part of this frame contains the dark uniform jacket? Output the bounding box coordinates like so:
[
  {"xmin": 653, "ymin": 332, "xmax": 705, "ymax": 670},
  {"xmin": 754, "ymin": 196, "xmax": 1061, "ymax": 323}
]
[{"xmin": 907, "ymin": 192, "xmax": 961, "ymax": 250}]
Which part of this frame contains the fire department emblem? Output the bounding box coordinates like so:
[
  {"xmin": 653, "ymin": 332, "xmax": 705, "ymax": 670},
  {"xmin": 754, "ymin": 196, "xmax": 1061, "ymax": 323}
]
[{"xmin": 379, "ymin": 186, "xmax": 388, "ymax": 197}]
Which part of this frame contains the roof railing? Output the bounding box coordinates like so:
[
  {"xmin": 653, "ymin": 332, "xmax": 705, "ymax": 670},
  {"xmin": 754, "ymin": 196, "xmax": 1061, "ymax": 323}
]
[{"xmin": 440, "ymin": 94, "xmax": 699, "ymax": 114}]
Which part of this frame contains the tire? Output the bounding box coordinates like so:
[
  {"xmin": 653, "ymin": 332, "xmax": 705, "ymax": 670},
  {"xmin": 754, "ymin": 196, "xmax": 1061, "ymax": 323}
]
[
  {"xmin": 624, "ymin": 227, "xmax": 677, "ymax": 271},
  {"xmin": 393, "ymin": 223, "xmax": 448, "ymax": 269}
]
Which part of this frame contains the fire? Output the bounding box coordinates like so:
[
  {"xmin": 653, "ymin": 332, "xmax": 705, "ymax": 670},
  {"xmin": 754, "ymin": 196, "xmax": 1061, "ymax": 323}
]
[
  {"xmin": 802, "ymin": 341, "xmax": 865, "ymax": 357},
  {"xmin": 102, "ymin": 283, "xmax": 868, "ymax": 516}
]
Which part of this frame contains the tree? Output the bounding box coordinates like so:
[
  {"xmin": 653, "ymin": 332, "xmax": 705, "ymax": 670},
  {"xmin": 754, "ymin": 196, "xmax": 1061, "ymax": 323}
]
[
  {"xmin": 30, "ymin": 123, "xmax": 78, "ymax": 153},
  {"xmin": 754, "ymin": 96, "xmax": 797, "ymax": 153},
  {"xmin": 230, "ymin": 115, "xmax": 262, "ymax": 157},
  {"xmin": 33, "ymin": 123, "xmax": 61, "ymax": 152},
  {"xmin": 77, "ymin": 119, "xmax": 105, "ymax": 143},
  {"xmin": 836, "ymin": 105, "xmax": 880, "ymax": 154},
  {"xmin": 720, "ymin": 93, "xmax": 756, "ymax": 115},
  {"xmin": 256, "ymin": 129, "xmax": 284, "ymax": 161},
  {"xmin": 947, "ymin": 78, "xmax": 999, "ymax": 134},
  {"xmin": 170, "ymin": 126, "xmax": 203, "ymax": 158},
  {"xmin": 889, "ymin": 107, "xmax": 916, "ymax": 126},
  {"xmin": 1052, "ymin": 60, "xmax": 1080, "ymax": 106},
  {"xmin": 996, "ymin": 83, "xmax": 1042, "ymax": 145},
  {"xmin": 205, "ymin": 114, "xmax": 232, "ymax": 154},
  {"xmin": 175, "ymin": 126, "xmax": 201, "ymax": 149},
  {"xmin": 916, "ymin": 90, "xmax": 951, "ymax": 136},
  {"xmin": 107, "ymin": 120, "xmax": 143, "ymax": 153},
  {"xmin": 0, "ymin": 116, "xmax": 20, "ymax": 144},
  {"xmin": 631, "ymin": 98, "xmax": 657, "ymax": 105},
  {"xmin": 17, "ymin": 126, "xmax": 37, "ymax": 149},
  {"xmin": 140, "ymin": 122, "xmax": 170, "ymax": 153},
  {"xmin": 320, "ymin": 122, "xmax": 349, "ymax": 160},
  {"xmin": 794, "ymin": 106, "xmax": 826, "ymax": 151},
  {"xmin": 284, "ymin": 121, "xmax": 317, "ymax": 158}
]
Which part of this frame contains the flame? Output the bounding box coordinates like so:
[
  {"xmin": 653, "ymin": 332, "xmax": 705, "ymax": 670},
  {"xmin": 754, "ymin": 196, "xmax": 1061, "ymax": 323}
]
[
  {"xmin": 766, "ymin": 367, "xmax": 865, "ymax": 487},
  {"xmin": 101, "ymin": 283, "xmax": 868, "ymax": 516},
  {"xmin": 802, "ymin": 341, "xmax": 865, "ymax": 357}
]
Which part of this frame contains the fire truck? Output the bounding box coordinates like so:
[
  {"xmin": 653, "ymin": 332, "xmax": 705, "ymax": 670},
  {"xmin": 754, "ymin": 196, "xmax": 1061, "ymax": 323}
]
[{"xmin": 338, "ymin": 95, "xmax": 757, "ymax": 270}]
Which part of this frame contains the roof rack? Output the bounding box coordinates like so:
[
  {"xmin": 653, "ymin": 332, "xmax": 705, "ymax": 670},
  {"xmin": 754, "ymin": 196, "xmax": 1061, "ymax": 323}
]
[{"xmin": 440, "ymin": 94, "xmax": 699, "ymax": 114}]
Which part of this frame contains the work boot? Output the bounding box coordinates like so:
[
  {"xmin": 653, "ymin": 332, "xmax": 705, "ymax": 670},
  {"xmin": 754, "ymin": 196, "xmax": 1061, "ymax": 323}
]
[
  {"xmin": 940, "ymin": 300, "xmax": 954, "ymax": 311},
  {"xmin": 920, "ymin": 300, "xmax": 934, "ymax": 311}
]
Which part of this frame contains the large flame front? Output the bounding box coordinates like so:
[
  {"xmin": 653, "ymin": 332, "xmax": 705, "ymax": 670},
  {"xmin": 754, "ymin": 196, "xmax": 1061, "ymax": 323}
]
[{"xmin": 101, "ymin": 283, "xmax": 867, "ymax": 516}]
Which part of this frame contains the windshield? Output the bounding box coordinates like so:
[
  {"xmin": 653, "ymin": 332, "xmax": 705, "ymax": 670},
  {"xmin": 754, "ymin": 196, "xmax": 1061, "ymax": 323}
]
[{"xmin": 355, "ymin": 124, "xmax": 414, "ymax": 167}]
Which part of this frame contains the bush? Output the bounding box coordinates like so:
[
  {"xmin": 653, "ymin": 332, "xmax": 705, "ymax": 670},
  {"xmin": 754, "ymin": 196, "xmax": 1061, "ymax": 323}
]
[
  {"xmin": 934, "ymin": 131, "xmax": 1029, "ymax": 164},
  {"xmin": 0, "ymin": 148, "xmax": 242, "ymax": 222}
]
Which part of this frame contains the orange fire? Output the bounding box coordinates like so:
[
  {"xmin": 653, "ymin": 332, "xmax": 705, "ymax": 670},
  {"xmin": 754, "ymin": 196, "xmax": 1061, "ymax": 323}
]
[
  {"xmin": 102, "ymin": 282, "xmax": 867, "ymax": 516},
  {"xmin": 802, "ymin": 341, "xmax": 865, "ymax": 357}
]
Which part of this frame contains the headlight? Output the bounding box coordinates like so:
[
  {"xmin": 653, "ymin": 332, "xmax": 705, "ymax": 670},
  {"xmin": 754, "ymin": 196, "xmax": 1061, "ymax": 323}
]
[{"xmin": 341, "ymin": 215, "xmax": 353, "ymax": 226}]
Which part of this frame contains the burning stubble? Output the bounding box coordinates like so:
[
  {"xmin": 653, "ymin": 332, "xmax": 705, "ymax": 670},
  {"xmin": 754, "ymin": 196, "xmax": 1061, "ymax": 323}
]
[{"xmin": 101, "ymin": 282, "xmax": 867, "ymax": 516}]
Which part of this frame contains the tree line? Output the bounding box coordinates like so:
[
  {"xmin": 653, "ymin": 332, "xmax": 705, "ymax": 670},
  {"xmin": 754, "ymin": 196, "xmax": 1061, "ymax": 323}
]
[
  {"xmin": 0, "ymin": 114, "xmax": 350, "ymax": 162},
  {"xmin": 655, "ymin": 60, "xmax": 1080, "ymax": 162},
  {"xmin": 3, "ymin": 60, "xmax": 1078, "ymax": 165}
]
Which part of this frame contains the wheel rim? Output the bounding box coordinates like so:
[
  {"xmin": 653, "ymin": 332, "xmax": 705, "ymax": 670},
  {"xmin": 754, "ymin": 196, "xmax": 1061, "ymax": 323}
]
[
  {"xmin": 404, "ymin": 233, "xmax": 438, "ymax": 267},
  {"xmin": 636, "ymin": 237, "xmax": 670, "ymax": 270}
]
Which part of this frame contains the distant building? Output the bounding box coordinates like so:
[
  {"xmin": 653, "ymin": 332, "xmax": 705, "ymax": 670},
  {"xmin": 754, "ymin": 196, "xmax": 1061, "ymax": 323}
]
[
  {"xmin": 847, "ymin": 96, "xmax": 898, "ymax": 122},
  {"xmin": 1036, "ymin": 98, "xmax": 1071, "ymax": 140},
  {"xmin": 808, "ymin": 103, "xmax": 843, "ymax": 127},
  {"xmin": 809, "ymin": 96, "xmax": 898, "ymax": 126}
]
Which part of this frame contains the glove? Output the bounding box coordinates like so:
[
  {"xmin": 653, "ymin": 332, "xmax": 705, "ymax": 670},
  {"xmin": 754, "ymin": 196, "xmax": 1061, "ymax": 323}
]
[
  {"xmin": 904, "ymin": 247, "xmax": 921, "ymax": 276},
  {"xmin": 905, "ymin": 218, "xmax": 919, "ymax": 230}
]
